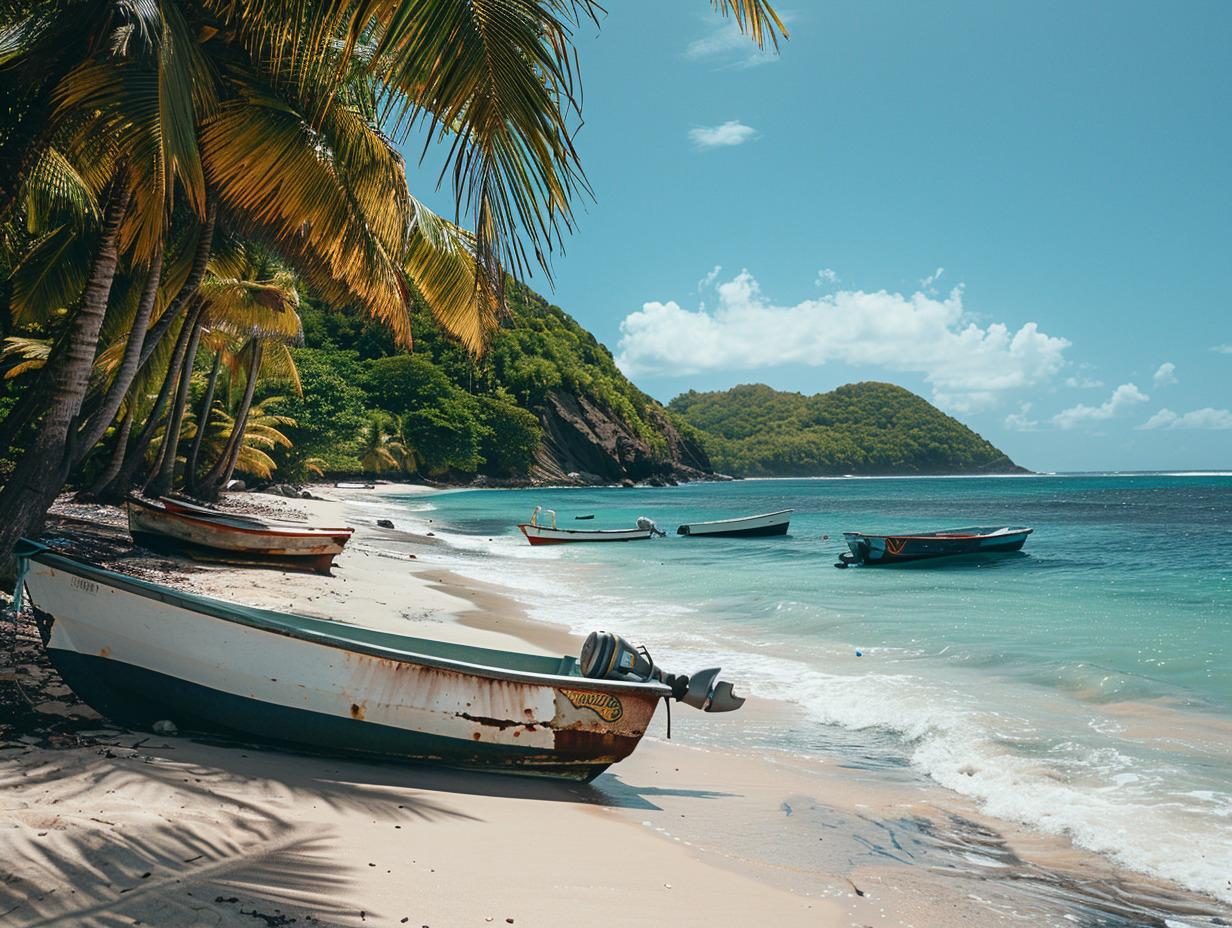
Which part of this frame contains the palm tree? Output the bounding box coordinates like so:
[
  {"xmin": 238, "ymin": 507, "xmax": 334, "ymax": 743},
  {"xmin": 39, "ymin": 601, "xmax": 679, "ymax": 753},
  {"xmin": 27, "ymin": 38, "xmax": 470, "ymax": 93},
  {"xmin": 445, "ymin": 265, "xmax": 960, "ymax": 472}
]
[
  {"xmin": 0, "ymin": 0, "xmax": 211, "ymax": 551},
  {"xmin": 358, "ymin": 419, "xmax": 399, "ymax": 477},
  {"xmin": 185, "ymin": 394, "xmax": 297, "ymax": 489},
  {"xmin": 357, "ymin": 414, "xmax": 420, "ymax": 477},
  {"xmin": 145, "ymin": 243, "xmax": 302, "ymax": 498},
  {"xmin": 0, "ymin": 0, "xmax": 787, "ymax": 567}
]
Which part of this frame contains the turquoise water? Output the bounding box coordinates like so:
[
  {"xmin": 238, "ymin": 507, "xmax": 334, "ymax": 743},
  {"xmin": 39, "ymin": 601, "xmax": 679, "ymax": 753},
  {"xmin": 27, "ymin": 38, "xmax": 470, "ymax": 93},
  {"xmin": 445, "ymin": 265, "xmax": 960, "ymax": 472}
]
[{"xmin": 357, "ymin": 474, "xmax": 1232, "ymax": 904}]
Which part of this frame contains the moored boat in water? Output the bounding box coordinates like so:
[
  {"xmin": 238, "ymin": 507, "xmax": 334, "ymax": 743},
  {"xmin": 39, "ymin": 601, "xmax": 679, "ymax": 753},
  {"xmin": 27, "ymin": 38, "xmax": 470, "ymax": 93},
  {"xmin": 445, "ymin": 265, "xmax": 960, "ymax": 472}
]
[
  {"xmin": 13, "ymin": 539, "xmax": 743, "ymax": 780},
  {"xmin": 838, "ymin": 525, "xmax": 1033, "ymax": 566},
  {"xmin": 517, "ymin": 507, "xmax": 663, "ymax": 545},
  {"xmin": 676, "ymin": 509, "xmax": 793, "ymax": 538},
  {"xmin": 126, "ymin": 496, "xmax": 354, "ymax": 573}
]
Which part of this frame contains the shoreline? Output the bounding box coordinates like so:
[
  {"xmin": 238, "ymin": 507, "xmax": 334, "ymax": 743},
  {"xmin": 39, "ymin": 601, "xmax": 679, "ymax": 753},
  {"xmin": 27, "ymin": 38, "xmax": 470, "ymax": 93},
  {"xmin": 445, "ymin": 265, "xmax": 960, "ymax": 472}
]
[{"xmin": 2, "ymin": 486, "xmax": 1229, "ymax": 927}]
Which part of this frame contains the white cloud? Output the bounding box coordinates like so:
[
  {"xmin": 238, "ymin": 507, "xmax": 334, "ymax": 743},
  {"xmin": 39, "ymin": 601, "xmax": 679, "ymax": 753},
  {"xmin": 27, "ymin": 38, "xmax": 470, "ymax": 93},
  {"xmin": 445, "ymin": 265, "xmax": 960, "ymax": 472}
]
[
  {"xmin": 920, "ymin": 268, "xmax": 945, "ymax": 290},
  {"xmin": 1212, "ymin": 344, "xmax": 1232, "ymax": 355},
  {"xmin": 1064, "ymin": 375, "xmax": 1105, "ymax": 389},
  {"xmin": 1050, "ymin": 383, "xmax": 1149, "ymax": 429},
  {"xmin": 697, "ymin": 265, "xmax": 723, "ymax": 292},
  {"xmin": 615, "ymin": 269, "xmax": 1071, "ymax": 412},
  {"xmin": 815, "ymin": 268, "xmax": 840, "ymax": 286},
  {"xmin": 1005, "ymin": 403, "xmax": 1039, "ymax": 430},
  {"xmin": 688, "ymin": 121, "xmax": 758, "ymax": 150},
  {"xmin": 1152, "ymin": 362, "xmax": 1177, "ymax": 387},
  {"xmin": 685, "ymin": 21, "xmax": 779, "ymax": 68},
  {"xmin": 1139, "ymin": 407, "xmax": 1232, "ymax": 430}
]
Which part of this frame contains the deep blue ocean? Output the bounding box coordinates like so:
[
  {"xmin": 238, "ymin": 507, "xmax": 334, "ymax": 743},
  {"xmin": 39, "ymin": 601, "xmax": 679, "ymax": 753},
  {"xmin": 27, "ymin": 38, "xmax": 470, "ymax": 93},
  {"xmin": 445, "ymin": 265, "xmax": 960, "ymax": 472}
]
[{"xmin": 353, "ymin": 473, "xmax": 1232, "ymax": 904}]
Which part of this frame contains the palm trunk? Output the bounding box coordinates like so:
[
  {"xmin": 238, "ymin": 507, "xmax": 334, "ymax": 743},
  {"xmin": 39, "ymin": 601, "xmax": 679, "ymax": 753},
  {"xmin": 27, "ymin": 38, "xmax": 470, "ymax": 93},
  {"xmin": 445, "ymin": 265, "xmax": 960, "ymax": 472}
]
[
  {"xmin": 94, "ymin": 301, "xmax": 203, "ymax": 502},
  {"xmin": 69, "ymin": 244, "xmax": 164, "ymax": 470},
  {"xmin": 199, "ymin": 340, "xmax": 262, "ymax": 499},
  {"xmin": 0, "ymin": 165, "xmax": 131, "ymax": 568},
  {"xmin": 138, "ymin": 198, "xmax": 216, "ymax": 369},
  {"xmin": 72, "ymin": 194, "xmax": 212, "ymax": 457},
  {"xmin": 145, "ymin": 314, "xmax": 205, "ymax": 498},
  {"xmin": 184, "ymin": 350, "xmax": 222, "ymax": 493},
  {"xmin": 80, "ymin": 401, "xmax": 135, "ymax": 502},
  {"xmin": 0, "ymin": 324, "xmax": 73, "ymax": 451}
]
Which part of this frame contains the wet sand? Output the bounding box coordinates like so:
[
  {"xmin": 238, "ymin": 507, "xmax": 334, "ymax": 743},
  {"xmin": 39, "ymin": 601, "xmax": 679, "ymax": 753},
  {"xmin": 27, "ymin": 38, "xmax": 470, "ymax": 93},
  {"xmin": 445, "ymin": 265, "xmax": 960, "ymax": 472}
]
[{"xmin": 2, "ymin": 487, "xmax": 1229, "ymax": 928}]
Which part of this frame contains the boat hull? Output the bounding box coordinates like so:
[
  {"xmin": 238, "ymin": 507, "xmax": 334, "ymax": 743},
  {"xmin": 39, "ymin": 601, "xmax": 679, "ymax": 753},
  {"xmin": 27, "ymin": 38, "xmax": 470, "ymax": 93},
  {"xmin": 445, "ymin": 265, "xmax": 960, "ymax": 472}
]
[
  {"xmin": 127, "ymin": 499, "xmax": 352, "ymax": 573},
  {"xmin": 677, "ymin": 509, "xmax": 793, "ymax": 538},
  {"xmin": 841, "ymin": 526, "xmax": 1032, "ymax": 565},
  {"xmin": 518, "ymin": 524, "xmax": 653, "ymax": 545},
  {"xmin": 17, "ymin": 542, "xmax": 666, "ymax": 780}
]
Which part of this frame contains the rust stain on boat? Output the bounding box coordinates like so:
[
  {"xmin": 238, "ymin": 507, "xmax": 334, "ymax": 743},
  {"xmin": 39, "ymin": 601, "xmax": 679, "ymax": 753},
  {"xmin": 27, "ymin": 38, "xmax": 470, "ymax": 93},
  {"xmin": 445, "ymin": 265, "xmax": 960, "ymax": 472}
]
[{"xmin": 350, "ymin": 702, "xmax": 365, "ymax": 720}]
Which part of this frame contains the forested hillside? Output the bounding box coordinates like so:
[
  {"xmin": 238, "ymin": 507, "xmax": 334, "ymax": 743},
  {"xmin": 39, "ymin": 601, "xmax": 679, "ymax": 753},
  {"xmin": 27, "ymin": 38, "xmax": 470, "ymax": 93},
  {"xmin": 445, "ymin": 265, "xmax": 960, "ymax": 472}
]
[
  {"xmin": 267, "ymin": 283, "xmax": 711, "ymax": 483},
  {"xmin": 668, "ymin": 382, "xmax": 1026, "ymax": 477}
]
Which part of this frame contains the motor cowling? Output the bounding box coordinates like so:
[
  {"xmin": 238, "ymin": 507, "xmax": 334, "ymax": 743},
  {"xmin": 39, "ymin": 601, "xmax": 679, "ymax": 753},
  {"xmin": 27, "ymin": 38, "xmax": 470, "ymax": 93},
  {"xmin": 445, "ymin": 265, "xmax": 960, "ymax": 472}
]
[
  {"xmin": 579, "ymin": 631, "xmax": 745, "ymax": 712},
  {"xmin": 635, "ymin": 517, "xmax": 666, "ymax": 537}
]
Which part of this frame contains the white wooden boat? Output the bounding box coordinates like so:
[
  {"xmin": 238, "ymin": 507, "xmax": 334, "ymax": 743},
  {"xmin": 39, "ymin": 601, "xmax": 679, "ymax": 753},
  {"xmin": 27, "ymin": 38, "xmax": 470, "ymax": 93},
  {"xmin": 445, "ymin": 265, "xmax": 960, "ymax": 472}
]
[
  {"xmin": 517, "ymin": 507, "xmax": 661, "ymax": 545},
  {"xmin": 838, "ymin": 525, "xmax": 1033, "ymax": 566},
  {"xmin": 126, "ymin": 496, "xmax": 353, "ymax": 573},
  {"xmin": 14, "ymin": 539, "xmax": 742, "ymax": 780},
  {"xmin": 676, "ymin": 509, "xmax": 793, "ymax": 538}
]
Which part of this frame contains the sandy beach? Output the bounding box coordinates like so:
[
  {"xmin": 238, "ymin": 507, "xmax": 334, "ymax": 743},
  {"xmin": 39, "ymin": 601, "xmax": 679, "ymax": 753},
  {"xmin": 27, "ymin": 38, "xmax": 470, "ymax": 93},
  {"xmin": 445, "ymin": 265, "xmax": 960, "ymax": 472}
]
[{"xmin": 3, "ymin": 486, "xmax": 1227, "ymax": 928}]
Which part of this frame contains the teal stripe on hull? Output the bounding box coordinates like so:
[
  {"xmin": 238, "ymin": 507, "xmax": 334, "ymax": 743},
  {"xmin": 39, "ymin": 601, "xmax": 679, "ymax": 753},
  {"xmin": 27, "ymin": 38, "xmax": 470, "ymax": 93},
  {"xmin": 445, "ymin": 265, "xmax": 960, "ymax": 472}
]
[{"xmin": 45, "ymin": 647, "xmax": 626, "ymax": 782}]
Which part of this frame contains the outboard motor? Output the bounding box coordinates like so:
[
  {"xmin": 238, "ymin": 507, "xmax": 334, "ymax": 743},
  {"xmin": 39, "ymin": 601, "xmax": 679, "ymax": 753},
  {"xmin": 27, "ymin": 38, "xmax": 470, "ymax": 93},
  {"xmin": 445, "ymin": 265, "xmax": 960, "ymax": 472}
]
[
  {"xmin": 635, "ymin": 516, "xmax": 666, "ymax": 538},
  {"xmin": 579, "ymin": 631, "xmax": 745, "ymax": 713}
]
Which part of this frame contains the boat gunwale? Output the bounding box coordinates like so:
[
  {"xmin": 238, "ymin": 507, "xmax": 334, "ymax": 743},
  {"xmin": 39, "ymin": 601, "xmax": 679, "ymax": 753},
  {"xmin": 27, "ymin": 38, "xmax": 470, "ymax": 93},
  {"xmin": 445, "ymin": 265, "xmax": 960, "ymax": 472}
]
[
  {"xmin": 156, "ymin": 496, "xmax": 353, "ymax": 534},
  {"xmin": 842, "ymin": 526, "xmax": 1032, "ymax": 542},
  {"xmin": 16, "ymin": 540, "xmax": 670, "ymax": 697},
  {"xmin": 678, "ymin": 509, "xmax": 794, "ymax": 530},
  {"xmin": 128, "ymin": 498, "xmax": 353, "ymax": 541}
]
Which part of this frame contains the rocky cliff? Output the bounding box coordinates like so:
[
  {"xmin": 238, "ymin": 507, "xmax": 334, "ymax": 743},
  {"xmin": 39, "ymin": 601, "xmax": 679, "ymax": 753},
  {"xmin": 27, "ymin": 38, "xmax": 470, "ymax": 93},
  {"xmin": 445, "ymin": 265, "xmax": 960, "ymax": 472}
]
[{"xmin": 530, "ymin": 389, "xmax": 716, "ymax": 486}]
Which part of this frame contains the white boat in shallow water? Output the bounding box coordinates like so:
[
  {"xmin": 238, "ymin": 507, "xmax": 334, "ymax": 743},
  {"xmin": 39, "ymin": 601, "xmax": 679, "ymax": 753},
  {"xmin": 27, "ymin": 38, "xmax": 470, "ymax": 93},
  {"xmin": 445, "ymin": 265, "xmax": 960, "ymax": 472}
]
[
  {"xmin": 517, "ymin": 507, "xmax": 663, "ymax": 545},
  {"xmin": 14, "ymin": 539, "xmax": 742, "ymax": 780},
  {"xmin": 676, "ymin": 509, "xmax": 793, "ymax": 538}
]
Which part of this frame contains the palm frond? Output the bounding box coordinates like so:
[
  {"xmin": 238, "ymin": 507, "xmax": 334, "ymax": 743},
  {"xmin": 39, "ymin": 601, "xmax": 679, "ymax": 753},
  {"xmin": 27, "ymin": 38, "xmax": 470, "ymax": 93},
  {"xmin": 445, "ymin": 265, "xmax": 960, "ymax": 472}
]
[
  {"xmin": 8, "ymin": 223, "xmax": 93, "ymax": 325},
  {"xmin": 1, "ymin": 335, "xmax": 51, "ymax": 378},
  {"xmin": 21, "ymin": 146, "xmax": 99, "ymax": 231},
  {"xmin": 369, "ymin": 0, "xmax": 591, "ymax": 287},
  {"xmin": 712, "ymin": 0, "xmax": 789, "ymax": 50},
  {"xmin": 200, "ymin": 77, "xmax": 412, "ymax": 343},
  {"xmin": 404, "ymin": 196, "xmax": 501, "ymax": 354}
]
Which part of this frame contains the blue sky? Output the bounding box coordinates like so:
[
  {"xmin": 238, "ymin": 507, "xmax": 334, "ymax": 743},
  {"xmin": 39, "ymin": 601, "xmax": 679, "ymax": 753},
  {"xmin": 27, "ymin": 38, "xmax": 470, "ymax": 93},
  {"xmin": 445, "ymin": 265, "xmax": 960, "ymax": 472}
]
[{"xmin": 405, "ymin": 2, "xmax": 1231, "ymax": 473}]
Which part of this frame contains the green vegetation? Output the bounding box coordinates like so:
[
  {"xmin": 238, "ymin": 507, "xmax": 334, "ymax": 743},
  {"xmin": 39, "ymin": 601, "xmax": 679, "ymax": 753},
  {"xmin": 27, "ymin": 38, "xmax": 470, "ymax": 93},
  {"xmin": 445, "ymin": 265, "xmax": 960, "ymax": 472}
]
[
  {"xmin": 269, "ymin": 282, "xmax": 671, "ymax": 480},
  {"xmin": 669, "ymin": 382, "xmax": 1020, "ymax": 477}
]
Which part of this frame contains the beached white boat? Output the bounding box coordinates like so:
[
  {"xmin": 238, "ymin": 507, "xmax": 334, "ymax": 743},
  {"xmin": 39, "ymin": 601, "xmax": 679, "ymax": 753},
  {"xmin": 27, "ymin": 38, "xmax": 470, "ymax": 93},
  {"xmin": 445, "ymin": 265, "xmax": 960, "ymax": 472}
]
[
  {"xmin": 676, "ymin": 509, "xmax": 793, "ymax": 538},
  {"xmin": 14, "ymin": 539, "xmax": 743, "ymax": 780},
  {"xmin": 517, "ymin": 507, "xmax": 662, "ymax": 545},
  {"xmin": 126, "ymin": 496, "xmax": 354, "ymax": 573}
]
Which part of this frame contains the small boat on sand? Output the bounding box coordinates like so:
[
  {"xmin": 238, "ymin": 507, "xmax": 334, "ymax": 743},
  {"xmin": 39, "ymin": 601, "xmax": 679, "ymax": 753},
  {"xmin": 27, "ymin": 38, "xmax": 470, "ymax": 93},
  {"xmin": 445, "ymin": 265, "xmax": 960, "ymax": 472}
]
[
  {"xmin": 677, "ymin": 509, "xmax": 793, "ymax": 538},
  {"xmin": 518, "ymin": 507, "xmax": 663, "ymax": 545},
  {"xmin": 14, "ymin": 539, "xmax": 743, "ymax": 780},
  {"xmin": 157, "ymin": 495, "xmax": 351, "ymax": 531},
  {"xmin": 838, "ymin": 526, "xmax": 1033, "ymax": 566},
  {"xmin": 126, "ymin": 496, "xmax": 353, "ymax": 573}
]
